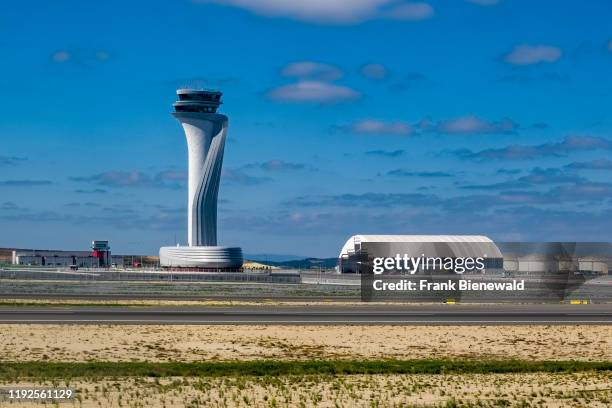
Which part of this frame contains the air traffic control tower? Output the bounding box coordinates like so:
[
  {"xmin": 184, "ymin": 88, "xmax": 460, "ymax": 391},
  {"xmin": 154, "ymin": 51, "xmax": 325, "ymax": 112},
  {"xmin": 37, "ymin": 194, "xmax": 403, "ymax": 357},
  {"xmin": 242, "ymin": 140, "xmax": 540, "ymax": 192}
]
[{"xmin": 159, "ymin": 89, "xmax": 243, "ymax": 269}]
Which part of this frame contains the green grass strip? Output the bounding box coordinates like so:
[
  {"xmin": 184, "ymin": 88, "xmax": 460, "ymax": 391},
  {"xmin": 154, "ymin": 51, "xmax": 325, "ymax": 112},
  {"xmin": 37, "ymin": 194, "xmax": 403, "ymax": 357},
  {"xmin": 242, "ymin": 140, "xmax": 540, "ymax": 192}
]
[{"xmin": 0, "ymin": 360, "xmax": 610, "ymax": 380}]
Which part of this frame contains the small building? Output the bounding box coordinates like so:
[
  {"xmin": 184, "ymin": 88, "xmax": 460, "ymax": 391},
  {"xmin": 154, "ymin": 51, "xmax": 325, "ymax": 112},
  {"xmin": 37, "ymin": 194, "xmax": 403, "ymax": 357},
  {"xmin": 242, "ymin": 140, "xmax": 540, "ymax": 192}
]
[{"xmin": 91, "ymin": 240, "xmax": 111, "ymax": 267}]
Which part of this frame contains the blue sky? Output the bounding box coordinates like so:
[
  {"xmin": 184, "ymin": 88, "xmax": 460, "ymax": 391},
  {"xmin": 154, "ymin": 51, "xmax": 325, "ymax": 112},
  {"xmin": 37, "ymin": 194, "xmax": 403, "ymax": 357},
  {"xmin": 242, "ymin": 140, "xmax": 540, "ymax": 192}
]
[{"xmin": 1, "ymin": 0, "xmax": 611, "ymax": 257}]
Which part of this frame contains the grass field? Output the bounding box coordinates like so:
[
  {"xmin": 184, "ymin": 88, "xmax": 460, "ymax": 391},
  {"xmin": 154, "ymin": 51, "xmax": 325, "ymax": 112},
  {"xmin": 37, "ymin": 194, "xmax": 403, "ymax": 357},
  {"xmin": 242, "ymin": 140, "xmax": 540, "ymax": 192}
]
[
  {"xmin": 1, "ymin": 365, "xmax": 610, "ymax": 407},
  {"xmin": 2, "ymin": 359, "xmax": 610, "ymax": 379},
  {"xmin": 1, "ymin": 325, "xmax": 611, "ymax": 406},
  {"xmin": 0, "ymin": 279, "xmax": 359, "ymax": 299}
]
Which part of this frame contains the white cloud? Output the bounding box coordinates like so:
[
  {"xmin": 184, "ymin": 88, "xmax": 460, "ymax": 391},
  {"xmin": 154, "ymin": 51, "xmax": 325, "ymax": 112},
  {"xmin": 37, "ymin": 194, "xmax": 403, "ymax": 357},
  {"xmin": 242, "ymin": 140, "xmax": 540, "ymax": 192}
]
[
  {"xmin": 222, "ymin": 168, "xmax": 271, "ymax": 185},
  {"xmin": 268, "ymin": 80, "xmax": 360, "ymax": 103},
  {"xmin": 281, "ymin": 61, "xmax": 343, "ymax": 81},
  {"xmin": 342, "ymin": 115, "xmax": 517, "ymax": 136},
  {"xmin": 51, "ymin": 50, "xmax": 71, "ymax": 63},
  {"xmin": 195, "ymin": 0, "xmax": 433, "ymax": 24},
  {"xmin": 349, "ymin": 119, "xmax": 413, "ymax": 135},
  {"xmin": 50, "ymin": 49, "xmax": 111, "ymax": 64},
  {"xmin": 95, "ymin": 51, "xmax": 111, "ymax": 61},
  {"xmin": 360, "ymin": 63, "xmax": 388, "ymax": 80},
  {"xmin": 427, "ymin": 115, "xmax": 517, "ymax": 135},
  {"xmin": 466, "ymin": 0, "xmax": 499, "ymax": 5},
  {"xmin": 383, "ymin": 2, "xmax": 434, "ymax": 20},
  {"xmin": 245, "ymin": 159, "xmax": 309, "ymax": 172},
  {"xmin": 504, "ymin": 45, "xmax": 562, "ymax": 65}
]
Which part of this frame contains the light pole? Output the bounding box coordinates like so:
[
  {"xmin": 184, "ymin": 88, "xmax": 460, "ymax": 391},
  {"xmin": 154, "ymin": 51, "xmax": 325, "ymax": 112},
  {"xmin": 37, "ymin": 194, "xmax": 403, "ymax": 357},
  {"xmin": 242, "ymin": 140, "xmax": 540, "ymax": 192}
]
[
  {"xmin": 356, "ymin": 260, "xmax": 373, "ymax": 275},
  {"xmin": 312, "ymin": 260, "xmax": 324, "ymax": 284}
]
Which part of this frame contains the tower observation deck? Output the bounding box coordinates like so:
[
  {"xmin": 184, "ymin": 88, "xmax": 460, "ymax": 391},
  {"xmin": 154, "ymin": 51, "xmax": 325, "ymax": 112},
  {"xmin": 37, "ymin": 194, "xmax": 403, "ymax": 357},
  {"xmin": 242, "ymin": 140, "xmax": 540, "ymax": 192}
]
[{"xmin": 174, "ymin": 89, "xmax": 223, "ymax": 114}]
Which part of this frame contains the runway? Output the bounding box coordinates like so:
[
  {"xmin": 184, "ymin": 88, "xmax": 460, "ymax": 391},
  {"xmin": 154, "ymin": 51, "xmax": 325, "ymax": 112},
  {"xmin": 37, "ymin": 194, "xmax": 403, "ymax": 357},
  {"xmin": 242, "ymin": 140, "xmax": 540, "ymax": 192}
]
[{"xmin": 0, "ymin": 304, "xmax": 610, "ymax": 325}]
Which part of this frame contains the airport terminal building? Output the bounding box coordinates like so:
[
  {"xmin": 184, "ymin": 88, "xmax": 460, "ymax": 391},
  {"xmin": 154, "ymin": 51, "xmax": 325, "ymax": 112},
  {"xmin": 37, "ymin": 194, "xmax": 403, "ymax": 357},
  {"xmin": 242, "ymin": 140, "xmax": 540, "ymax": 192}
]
[
  {"xmin": 12, "ymin": 250, "xmax": 124, "ymax": 268},
  {"xmin": 10, "ymin": 240, "xmax": 118, "ymax": 267}
]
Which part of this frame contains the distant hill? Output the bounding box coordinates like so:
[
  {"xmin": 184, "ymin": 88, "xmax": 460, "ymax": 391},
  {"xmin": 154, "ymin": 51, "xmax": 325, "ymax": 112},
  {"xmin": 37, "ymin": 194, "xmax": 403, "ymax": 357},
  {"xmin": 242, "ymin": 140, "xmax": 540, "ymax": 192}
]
[
  {"xmin": 245, "ymin": 253, "xmax": 311, "ymax": 262},
  {"xmin": 250, "ymin": 257, "xmax": 338, "ymax": 270}
]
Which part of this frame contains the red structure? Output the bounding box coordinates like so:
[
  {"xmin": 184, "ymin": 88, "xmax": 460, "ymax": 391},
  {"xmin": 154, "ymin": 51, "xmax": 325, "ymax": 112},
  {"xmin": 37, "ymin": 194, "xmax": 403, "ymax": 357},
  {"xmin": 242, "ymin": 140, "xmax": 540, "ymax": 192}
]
[{"xmin": 91, "ymin": 240, "xmax": 111, "ymax": 267}]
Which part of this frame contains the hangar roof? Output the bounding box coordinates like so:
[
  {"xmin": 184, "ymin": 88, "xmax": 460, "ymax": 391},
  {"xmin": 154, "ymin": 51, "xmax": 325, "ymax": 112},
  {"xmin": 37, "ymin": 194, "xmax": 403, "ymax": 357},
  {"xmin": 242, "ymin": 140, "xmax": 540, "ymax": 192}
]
[
  {"xmin": 339, "ymin": 235, "xmax": 502, "ymax": 259},
  {"xmin": 348, "ymin": 235, "xmax": 493, "ymax": 243}
]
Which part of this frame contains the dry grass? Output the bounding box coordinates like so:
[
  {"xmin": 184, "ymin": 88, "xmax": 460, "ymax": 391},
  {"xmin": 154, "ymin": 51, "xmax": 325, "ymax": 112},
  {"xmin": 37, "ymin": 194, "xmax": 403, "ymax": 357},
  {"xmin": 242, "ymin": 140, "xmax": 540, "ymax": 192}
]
[
  {"xmin": 0, "ymin": 324, "xmax": 610, "ymax": 362},
  {"xmin": 3, "ymin": 372, "xmax": 611, "ymax": 407}
]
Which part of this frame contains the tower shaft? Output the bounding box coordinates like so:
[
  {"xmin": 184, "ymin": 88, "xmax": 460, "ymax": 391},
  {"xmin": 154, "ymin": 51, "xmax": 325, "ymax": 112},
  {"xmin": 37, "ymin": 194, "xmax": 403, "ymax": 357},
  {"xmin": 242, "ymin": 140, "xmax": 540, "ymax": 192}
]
[{"xmin": 175, "ymin": 112, "xmax": 228, "ymax": 246}]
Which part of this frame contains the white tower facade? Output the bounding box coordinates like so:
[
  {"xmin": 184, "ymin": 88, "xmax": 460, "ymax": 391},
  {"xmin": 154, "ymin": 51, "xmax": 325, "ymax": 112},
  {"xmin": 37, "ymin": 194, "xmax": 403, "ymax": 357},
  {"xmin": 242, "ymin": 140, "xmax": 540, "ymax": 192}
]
[
  {"xmin": 160, "ymin": 89, "xmax": 243, "ymax": 269},
  {"xmin": 173, "ymin": 90, "xmax": 226, "ymax": 246}
]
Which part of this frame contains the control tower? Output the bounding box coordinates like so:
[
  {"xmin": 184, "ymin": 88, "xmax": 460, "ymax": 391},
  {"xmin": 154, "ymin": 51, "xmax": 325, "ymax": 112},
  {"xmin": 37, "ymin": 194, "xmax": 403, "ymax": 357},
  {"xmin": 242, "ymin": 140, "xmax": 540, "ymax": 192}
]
[{"xmin": 160, "ymin": 89, "xmax": 243, "ymax": 269}]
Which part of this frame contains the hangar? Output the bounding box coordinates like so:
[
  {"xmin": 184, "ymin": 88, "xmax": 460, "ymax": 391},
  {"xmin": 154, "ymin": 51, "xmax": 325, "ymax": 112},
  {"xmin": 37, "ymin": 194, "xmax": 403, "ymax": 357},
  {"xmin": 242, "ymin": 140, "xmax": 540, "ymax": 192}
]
[{"xmin": 338, "ymin": 235, "xmax": 504, "ymax": 274}]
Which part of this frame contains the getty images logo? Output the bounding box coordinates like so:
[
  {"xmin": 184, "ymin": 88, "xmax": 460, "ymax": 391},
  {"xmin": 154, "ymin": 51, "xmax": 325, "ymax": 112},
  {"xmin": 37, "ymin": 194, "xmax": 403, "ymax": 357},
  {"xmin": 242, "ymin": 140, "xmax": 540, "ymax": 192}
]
[{"xmin": 372, "ymin": 254, "xmax": 486, "ymax": 275}]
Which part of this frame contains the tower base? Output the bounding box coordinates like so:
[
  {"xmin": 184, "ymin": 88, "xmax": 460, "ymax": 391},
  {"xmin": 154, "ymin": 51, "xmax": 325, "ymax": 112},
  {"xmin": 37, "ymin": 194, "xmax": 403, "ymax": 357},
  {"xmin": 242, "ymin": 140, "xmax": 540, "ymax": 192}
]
[{"xmin": 159, "ymin": 246, "xmax": 243, "ymax": 269}]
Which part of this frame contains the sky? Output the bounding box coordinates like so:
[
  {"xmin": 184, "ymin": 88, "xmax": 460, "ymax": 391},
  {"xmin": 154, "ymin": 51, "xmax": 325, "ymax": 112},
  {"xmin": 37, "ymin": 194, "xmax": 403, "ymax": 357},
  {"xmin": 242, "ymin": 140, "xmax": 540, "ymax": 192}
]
[{"xmin": 1, "ymin": 0, "xmax": 611, "ymax": 257}]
